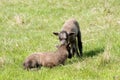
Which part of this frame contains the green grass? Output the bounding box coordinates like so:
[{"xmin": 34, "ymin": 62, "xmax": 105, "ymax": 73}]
[{"xmin": 0, "ymin": 0, "xmax": 120, "ymax": 80}]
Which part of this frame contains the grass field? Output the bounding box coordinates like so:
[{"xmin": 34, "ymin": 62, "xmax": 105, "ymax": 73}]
[{"xmin": 0, "ymin": 0, "xmax": 120, "ymax": 80}]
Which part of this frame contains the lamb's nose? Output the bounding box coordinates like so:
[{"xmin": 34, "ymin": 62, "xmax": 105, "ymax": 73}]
[{"xmin": 61, "ymin": 40, "xmax": 66, "ymax": 45}]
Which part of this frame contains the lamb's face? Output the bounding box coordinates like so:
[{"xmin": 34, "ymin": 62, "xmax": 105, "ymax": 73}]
[
  {"xmin": 23, "ymin": 60, "xmax": 35, "ymax": 70},
  {"xmin": 59, "ymin": 31, "xmax": 68, "ymax": 45},
  {"xmin": 23, "ymin": 61, "xmax": 29, "ymax": 69},
  {"xmin": 53, "ymin": 31, "xmax": 75, "ymax": 45},
  {"xmin": 53, "ymin": 31, "xmax": 68, "ymax": 45}
]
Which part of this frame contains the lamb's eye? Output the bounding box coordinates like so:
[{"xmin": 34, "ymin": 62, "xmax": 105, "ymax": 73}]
[{"xmin": 59, "ymin": 37, "xmax": 62, "ymax": 41}]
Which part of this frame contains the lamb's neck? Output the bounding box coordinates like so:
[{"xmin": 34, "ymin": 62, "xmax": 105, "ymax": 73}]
[{"xmin": 56, "ymin": 47, "xmax": 67, "ymax": 55}]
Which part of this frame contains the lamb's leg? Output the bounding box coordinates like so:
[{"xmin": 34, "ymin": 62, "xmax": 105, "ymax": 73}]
[
  {"xmin": 77, "ymin": 30, "xmax": 83, "ymax": 57},
  {"xmin": 71, "ymin": 44, "xmax": 75, "ymax": 57},
  {"xmin": 68, "ymin": 44, "xmax": 72, "ymax": 59},
  {"xmin": 73, "ymin": 40, "xmax": 80, "ymax": 57}
]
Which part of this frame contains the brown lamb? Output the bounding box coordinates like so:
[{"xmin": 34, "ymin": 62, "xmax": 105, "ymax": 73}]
[
  {"xmin": 23, "ymin": 43, "xmax": 70, "ymax": 70},
  {"xmin": 53, "ymin": 18, "xmax": 83, "ymax": 58}
]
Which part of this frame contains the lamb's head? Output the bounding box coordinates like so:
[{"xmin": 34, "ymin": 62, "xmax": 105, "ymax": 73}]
[
  {"xmin": 56, "ymin": 43, "xmax": 72, "ymax": 59},
  {"xmin": 53, "ymin": 31, "xmax": 74, "ymax": 45},
  {"xmin": 23, "ymin": 61, "xmax": 31, "ymax": 70},
  {"xmin": 56, "ymin": 43, "xmax": 71, "ymax": 57}
]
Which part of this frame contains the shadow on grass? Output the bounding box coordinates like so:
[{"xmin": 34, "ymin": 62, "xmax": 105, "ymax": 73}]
[
  {"xmin": 84, "ymin": 48, "xmax": 104, "ymax": 57},
  {"xmin": 66, "ymin": 47, "xmax": 104, "ymax": 65}
]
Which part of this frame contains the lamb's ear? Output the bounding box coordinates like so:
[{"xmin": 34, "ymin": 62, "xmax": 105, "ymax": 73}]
[
  {"xmin": 53, "ymin": 32, "xmax": 59, "ymax": 36},
  {"xmin": 69, "ymin": 32, "xmax": 75, "ymax": 36}
]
